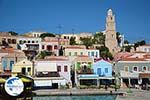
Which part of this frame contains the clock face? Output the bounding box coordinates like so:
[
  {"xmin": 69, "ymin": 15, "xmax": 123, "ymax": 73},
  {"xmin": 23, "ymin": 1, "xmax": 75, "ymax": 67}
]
[{"xmin": 5, "ymin": 77, "xmax": 24, "ymax": 96}]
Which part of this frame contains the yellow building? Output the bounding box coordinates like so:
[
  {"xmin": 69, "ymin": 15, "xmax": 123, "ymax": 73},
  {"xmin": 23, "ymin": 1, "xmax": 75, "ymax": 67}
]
[{"xmin": 12, "ymin": 59, "xmax": 33, "ymax": 76}]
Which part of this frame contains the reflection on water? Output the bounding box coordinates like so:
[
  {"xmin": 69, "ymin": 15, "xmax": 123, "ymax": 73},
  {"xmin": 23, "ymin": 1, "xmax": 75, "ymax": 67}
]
[
  {"xmin": 0, "ymin": 91, "xmax": 116, "ymax": 100},
  {"xmin": 33, "ymin": 95, "xmax": 116, "ymax": 100},
  {"xmin": 0, "ymin": 91, "xmax": 35, "ymax": 100}
]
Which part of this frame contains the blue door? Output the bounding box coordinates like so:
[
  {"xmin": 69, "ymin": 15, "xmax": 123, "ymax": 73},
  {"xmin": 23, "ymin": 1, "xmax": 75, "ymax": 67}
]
[
  {"xmin": 3, "ymin": 60, "xmax": 7, "ymax": 70},
  {"xmin": 10, "ymin": 61, "xmax": 14, "ymax": 71},
  {"xmin": 97, "ymin": 68, "xmax": 101, "ymax": 76}
]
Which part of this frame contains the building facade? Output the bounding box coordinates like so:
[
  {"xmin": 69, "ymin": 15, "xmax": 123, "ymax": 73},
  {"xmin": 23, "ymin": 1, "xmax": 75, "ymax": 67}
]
[
  {"xmin": 34, "ymin": 56, "xmax": 72, "ymax": 85},
  {"xmin": 12, "ymin": 59, "xmax": 33, "ymax": 76},
  {"xmin": 115, "ymin": 58, "xmax": 150, "ymax": 88},
  {"xmin": 136, "ymin": 45, "xmax": 150, "ymax": 52},
  {"xmin": 93, "ymin": 59, "xmax": 112, "ymax": 77}
]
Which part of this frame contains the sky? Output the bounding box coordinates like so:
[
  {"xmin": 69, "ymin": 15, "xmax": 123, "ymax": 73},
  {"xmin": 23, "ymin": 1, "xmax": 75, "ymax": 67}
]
[{"xmin": 0, "ymin": 0, "xmax": 150, "ymax": 43}]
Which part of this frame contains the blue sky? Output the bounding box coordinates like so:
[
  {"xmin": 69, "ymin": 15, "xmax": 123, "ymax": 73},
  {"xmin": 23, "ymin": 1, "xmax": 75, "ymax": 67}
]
[{"xmin": 0, "ymin": 0, "xmax": 150, "ymax": 43}]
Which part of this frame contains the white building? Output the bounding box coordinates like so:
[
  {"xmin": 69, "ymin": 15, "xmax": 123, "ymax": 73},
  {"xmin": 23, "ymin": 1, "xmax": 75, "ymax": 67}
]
[
  {"xmin": 64, "ymin": 45, "xmax": 100, "ymax": 59},
  {"xmin": 34, "ymin": 56, "xmax": 72, "ymax": 86},
  {"xmin": 61, "ymin": 32, "xmax": 93, "ymax": 44},
  {"xmin": 136, "ymin": 45, "xmax": 150, "ymax": 52}
]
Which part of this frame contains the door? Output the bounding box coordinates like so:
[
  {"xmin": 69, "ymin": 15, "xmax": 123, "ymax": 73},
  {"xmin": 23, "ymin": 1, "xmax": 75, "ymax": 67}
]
[
  {"xmin": 97, "ymin": 68, "xmax": 101, "ymax": 76},
  {"xmin": 21, "ymin": 68, "xmax": 26, "ymax": 75}
]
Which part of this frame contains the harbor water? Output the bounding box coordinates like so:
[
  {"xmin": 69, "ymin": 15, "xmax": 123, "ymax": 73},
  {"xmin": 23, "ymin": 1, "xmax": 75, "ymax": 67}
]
[{"xmin": 33, "ymin": 95, "xmax": 117, "ymax": 100}]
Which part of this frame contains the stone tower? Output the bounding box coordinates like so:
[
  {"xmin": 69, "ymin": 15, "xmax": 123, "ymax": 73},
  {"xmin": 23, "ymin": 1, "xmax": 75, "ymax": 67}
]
[{"xmin": 105, "ymin": 9, "xmax": 119, "ymax": 54}]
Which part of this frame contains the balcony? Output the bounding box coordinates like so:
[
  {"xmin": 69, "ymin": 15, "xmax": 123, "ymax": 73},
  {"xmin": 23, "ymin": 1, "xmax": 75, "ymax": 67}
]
[{"xmin": 120, "ymin": 71, "xmax": 139, "ymax": 78}]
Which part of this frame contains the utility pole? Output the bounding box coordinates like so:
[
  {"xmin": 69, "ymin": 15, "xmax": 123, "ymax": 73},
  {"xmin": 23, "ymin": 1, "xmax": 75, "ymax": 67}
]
[{"xmin": 57, "ymin": 24, "xmax": 62, "ymax": 34}]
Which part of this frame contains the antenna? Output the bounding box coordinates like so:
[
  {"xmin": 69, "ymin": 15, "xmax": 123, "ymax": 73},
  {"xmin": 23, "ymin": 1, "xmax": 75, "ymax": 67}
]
[{"xmin": 57, "ymin": 24, "xmax": 62, "ymax": 34}]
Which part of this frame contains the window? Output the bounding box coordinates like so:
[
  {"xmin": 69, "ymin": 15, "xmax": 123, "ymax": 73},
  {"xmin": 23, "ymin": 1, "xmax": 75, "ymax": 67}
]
[
  {"xmin": 145, "ymin": 48, "xmax": 147, "ymax": 52},
  {"xmin": 28, "ymin": 41, "xmax": 30, "ymax": 43},
  {"xmin": 97, "ymin": 68, "xmax": 101, "ymax": 75},
  {"xmin": 143, "ymin": 66, "xmax": 147, "ymax": 71},
  {"xmin": 42, "ymin": 45, "xmax": 45, "ymax": 49},
  {"xmin": 23, "ymin": 40, "xmax": 26, "ymax": 43},
  {"xmin": 19, "ymin": 40, "xmax": 22, "ymax": 44},
  {"xmin": 69, "ymin": 52, "xmax": 71, "ymax": 56},
  {"xmin": 57, "ymin": 66, "xmax": 61, "ymax": 72},
  {"xmin": 133, "ymin": 66, "xmax": 138, "ymax": 71},
  {"xmin": 28, "ymin": 67, "xmax": 31, "ymax": 72},
  {"xmin": 54, "ymin": 45, "xmax": 58, "ymax": 49},
  {"xmin": 34, "ymin": 34, "xmax": 36, "ymax": 37},
  {"xmin": 105, "ymin": 68, "xmax": 108, "ymax": 73},
  {"xmin": 3, "ymin": 60, "xmax": 7, "ymax": 70},
  {"xmin": 88, "ymin": 52, "xmax": 90, "ymax": 56},
  {"xmin": 91, "ymin": 52, "xmax": 94, "ymax": 56},
  {"xmin": 124, "ymin": 66, "xmax": 129, "ymax": 72},
  {"xmin": 96, "ymin": 52, "xmax": 98, "ymax": 57},
  {"xmin": 111, "ymin": 17, "xmax": 112, "ymax": 20},
  {"xmin": 21, "ymin": 68, "xmax": 26, "ymax": 75},
  {"xmin": 64, "ymin": 36, "xmax": 66, "ymax": 39},
  {"xmin": 12, "ymin": 39, "xmax": 16, "ymax": 44},
  {"xmin": 8, "ymin": 39, "xmax": 12, "ymax": 44},
  {"xmin": 64, "ymin": 66, "xmax": 68, "ymax": 72},
  {"xmin": 10, "ymin": 61, "xmax": 14, "ymax": 71},
  {"xmin": 32, "ymin": 41, "xmax": 35, "ymax": 43},
  {"xmin": 112, "ymin": 34, "xmax": 114, "ymax": 38},
  {"xmin": 80, "ymin": 52, "xmax": 83, "ymax": 55},
  {"xmin": 74, "ymin": 52, "xmax": 77, "ymax": 56}
]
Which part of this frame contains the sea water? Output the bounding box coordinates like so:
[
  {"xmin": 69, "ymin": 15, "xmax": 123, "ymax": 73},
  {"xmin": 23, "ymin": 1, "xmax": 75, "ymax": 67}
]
[{"xmin": 33, "ymin": 95, "xmax": 116, "ymax": 100}]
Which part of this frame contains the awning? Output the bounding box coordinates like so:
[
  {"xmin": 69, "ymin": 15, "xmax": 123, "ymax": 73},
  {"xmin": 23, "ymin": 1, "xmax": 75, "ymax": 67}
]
[
  {"xmin": 139, "ymin": 73, "xmax": 150, "ymax": 78},
  {"xmin": 0, "ymin": 78, "xmax": 6, "ymax": 83},
  {"xmin": 20, "ymin": 77, "xmax": 32, "ymax": 83},
  {"xmin": 99, "ymin": 77, "xmax": 115, "ymax": 79},
  {"xmin": 78, "ymin": 75, "xmax": 99, "ymax": 79}
]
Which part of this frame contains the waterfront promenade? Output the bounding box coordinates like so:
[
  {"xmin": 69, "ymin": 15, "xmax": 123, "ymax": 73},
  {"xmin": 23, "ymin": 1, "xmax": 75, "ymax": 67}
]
[
  {"xmin": 33, "ymin": 88, "xmax": 150, "ymax": 100},
  {"xmin": 116, "ymin": 89, "xmax": 150, "ymax": 100}
]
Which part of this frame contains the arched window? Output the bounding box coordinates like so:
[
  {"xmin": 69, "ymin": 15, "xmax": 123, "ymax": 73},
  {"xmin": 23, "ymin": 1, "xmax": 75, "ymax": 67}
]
[
  {"xmin": 143, "ymin": 66, "xmax": 147, "ymax": 71},
  {"xmin": 19, "ymin": 40, "xmax": 22, "ymax": 44},
  {"xmin": 133, "ymin": 66, "xmax": 138, "ymax": 71}
]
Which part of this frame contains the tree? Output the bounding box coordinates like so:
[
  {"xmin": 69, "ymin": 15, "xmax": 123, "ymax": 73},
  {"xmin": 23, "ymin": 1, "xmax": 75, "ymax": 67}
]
[
  {"xmin": 97, "ymin": 46, "xmax": 113, "ymax": 60},
  {"xmin": 37, "ymin": 51, "xmax": 53, "ymax": 59},
  {"xmin": 70, "ymin": 37, "xmax": 76, "ymax": 45},
  {"xmin": 40, "ymin": 33, "xmax": 55, "ymax": 39},
  {"xmin": 123, "ymin": 46, "xmax": 132, "ymax": 52},
  {"xmin": 8, "ymin": 31, "xmax": 18, "ymax": 36},
  {"xmin": 93, "ymin": 32, "xmax": 105, "ymax": 45},
  {"xmin": 134, "ymin": 40, "xmax": 146, "ymax": 50},
  {"xmin": 80, "ymin": 37, "xmax": 93, "ymax": 49},
  {"xmin": 124, "ymin": 40, "xmax": 129, "ymax": 44},
  {"xmin": 116, "ymin": 32, "xmax": 121, "ymax": 44}
]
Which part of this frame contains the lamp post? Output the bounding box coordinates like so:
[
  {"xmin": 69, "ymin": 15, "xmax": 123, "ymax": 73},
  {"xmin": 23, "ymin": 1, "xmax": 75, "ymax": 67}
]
[{"xmin": 113, "ymin": 61, "xmax": 117, "ymax": 91}]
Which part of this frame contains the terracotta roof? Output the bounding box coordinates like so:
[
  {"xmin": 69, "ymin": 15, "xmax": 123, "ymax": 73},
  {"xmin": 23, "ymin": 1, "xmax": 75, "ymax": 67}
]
[
  {"xmin": 66, "ymin": 46, "xmax": 85, "ymax": 49},
  {"xmin": 38, "ymin": 56, "xmax": 69, "ymax": 61},
  {"xmin": 0, "ymin": 48, "xmax": 14, "ymax": 53},
  {"xmin": 75, "ymin": 55, "xmax": 93, "ymax": 61},
  {"xmin": 77, "ymin": 55, "xmax": 89, "ymax": 57},
  {"xmin": 0, "ymin": 32, "xmax": 10, "ymax": 36},
  {"xmin": 87, "ymin": 48, "xmax": 97, "ymax": 50},
  {"xmin": 121, "ymin": 58, "xmax": 147, "ymax": 61}
]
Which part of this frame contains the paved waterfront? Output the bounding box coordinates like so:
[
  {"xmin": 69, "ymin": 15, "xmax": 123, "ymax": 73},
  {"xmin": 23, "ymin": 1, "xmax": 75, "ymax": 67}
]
[
  {"xmin": 116, "ymin": 89, "xmax": 150, "ymax": 100},
  {"xmin": 33, "ymin": 88, "xmax": 122, "ymax": 96},
  {"xmin": 33, "ymin": 88, "xmax": 150, "ymax": 100}
]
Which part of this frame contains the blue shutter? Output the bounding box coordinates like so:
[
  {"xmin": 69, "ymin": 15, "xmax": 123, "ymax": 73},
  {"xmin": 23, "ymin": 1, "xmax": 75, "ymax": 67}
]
[
  {"xmin": 3, "ymin": 60, "xmax": 7, "ymax": 70},
  {"xmin": 105, "ymin": 68, "xmax": 108, "ymax": 73},
  {"xmin": 10, "ymin": 61, "xmax": 14, "ymax": 71},
  {"xmin": 97, "ymin": 68, "xmax": 101, "ymax": 76}
]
